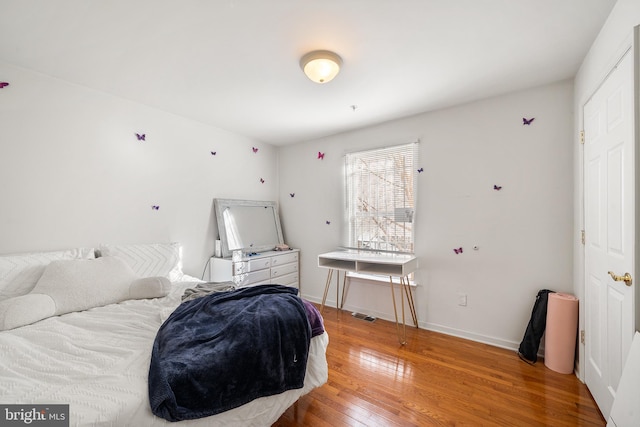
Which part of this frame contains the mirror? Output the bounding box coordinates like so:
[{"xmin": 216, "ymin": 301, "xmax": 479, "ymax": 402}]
[{"xmin": 214, "ymin": 198, "xmax": 284, "ymax": 258}]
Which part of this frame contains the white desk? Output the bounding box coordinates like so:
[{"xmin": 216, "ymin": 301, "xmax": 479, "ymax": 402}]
[{"xmin": 317, "ymin": 250, "xmax": 418, "ymax": 344}]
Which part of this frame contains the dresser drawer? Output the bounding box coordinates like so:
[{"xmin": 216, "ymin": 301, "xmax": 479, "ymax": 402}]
[
  {"xmin": 241, "ymin": 278, "xmax": 272, "ymax": 288},
  {"xmin": 210, "ymin": 249, "xmax": 300, "ymax": 290},
  {"xmin": 233, "ymin": 268, "xmax": 271, "ymax": 286},
  {"xmin": 233, "ymin": 257, "xmax": 271, "ymax": 275},
  {"xmin": 274, "ymin": 272, "xmax": 298, "ymax": 287},
  {"xmin": 271, "ymin": 262, "xmax": 298, "ymax": 279},
  {"xmin": 271, "ymin": 251, "xmax": 298, "ymax": 266}
]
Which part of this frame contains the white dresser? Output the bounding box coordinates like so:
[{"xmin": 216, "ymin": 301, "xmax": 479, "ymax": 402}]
[{"xmin": 209, "ymin": 249, "xmax": 300, "ymax": 288}]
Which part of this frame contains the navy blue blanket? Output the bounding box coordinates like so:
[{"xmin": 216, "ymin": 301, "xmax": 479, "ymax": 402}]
[{"xmin": 148, "ymin": 285, "xmax": 316, "ymax": 422}]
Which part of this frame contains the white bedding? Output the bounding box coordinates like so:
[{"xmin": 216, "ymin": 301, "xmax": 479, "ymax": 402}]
[{"xmin": 0, "ymin": 277, "xmax": 329, "ymax": 426}]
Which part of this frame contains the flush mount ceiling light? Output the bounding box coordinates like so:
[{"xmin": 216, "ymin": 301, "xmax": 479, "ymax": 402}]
[{"xmin": 300, "ymin": 50, "xmax": 342, "ymax": 84}]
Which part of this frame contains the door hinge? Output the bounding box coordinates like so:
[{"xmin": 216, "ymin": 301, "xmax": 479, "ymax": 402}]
[
  {"xmin": 581, "ymin": 330, "xmax": 585, "ymax": 344},
  {"xmin": 580, "ymin": 130, "xmax": 585, "ymax": 144},
  {"xmin": 581, "ymin": 230, "xmax": 585, "ymax": 245}
]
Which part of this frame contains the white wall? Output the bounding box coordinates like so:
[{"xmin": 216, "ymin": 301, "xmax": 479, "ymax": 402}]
[
  {"xmin": 278, "ymin": 80, "xmax": 574, "ymax": 350},
  {"xmin": 0, "ymin": 19, "xmax": 614, "ymax": 355},
  {"xmin": 573, "ymin": 0, "xmax": 640, "ymax": 379},
  {"xmin": 0, "ymin": 62, "xmax": 278, "ymax": 277}
]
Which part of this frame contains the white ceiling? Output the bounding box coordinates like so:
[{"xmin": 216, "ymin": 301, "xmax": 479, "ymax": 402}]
[{"xmin": 0, "ymin": 0, "xmax": 616, "ymax": 145}]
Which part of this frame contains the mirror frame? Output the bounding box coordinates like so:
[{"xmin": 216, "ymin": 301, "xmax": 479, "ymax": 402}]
[{"xmin": 214, "ymin": 198, "xmax": 284, "ymax": 258}]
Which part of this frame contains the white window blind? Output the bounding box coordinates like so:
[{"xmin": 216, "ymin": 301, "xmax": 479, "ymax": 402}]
[{"xmin": 345, "ymin": 142, "xmax": 418, "ymax": 253}]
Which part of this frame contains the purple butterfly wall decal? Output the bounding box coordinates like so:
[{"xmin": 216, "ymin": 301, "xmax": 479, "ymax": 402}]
[
  {"xmin": 259, "ymin": 178, "xmax": 265, "ymax": 183},
  {"xmin": 326, "ymin": 220, "xmax": 331, "ymax": 225},
  {"xmin": 318, "ymin": 152, "xmax": 325, "ymax": 160},
  {"xmin": 522, "ymin": 117, "xmax": 535, "ymax": 125},
  {"xmin": 252, "ymin": 147, "xmax": 259, "ymax": 153},
  {"xmin": 151, "ymin": 205, "xmax": 160, "ymax": 210},
  {"xmin": 493, "ymin": 185, "xmax": 502, "ymax": 191},
  {"xmin": 0, "ymin": 82, "xmax": 9, "ymax": 89},
  {"xmin": 210, "ymin": 151, "xmax": 217, "ymax": 155},
  {"xmin": 135, "ymin": 133, "xmax": 146, "ymax": 141},
  {"xmin": 417, "ymin": 167, "xmax": 424, "ymax": 173},
  {"xmin": 453, "ymin": 247, "xmax": 463, "ymax": 254},
  {"xmin": 290, "ymin": 193, "xmax": 295, "ymax": 197}
]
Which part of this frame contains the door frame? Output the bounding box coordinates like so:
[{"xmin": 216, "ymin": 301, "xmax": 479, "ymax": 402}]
[{"xmin": 635, "ymin": 26, "xmax": 640, "ymax": 336}]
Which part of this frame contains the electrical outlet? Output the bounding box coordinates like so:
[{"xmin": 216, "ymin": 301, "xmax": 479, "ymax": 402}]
[{"xmin": 458, "ymin": 293, "xmax": 467, "ymax": 306}]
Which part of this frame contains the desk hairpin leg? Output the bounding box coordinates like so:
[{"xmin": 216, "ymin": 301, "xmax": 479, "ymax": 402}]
[
  {"xmin": 320, "ymin": 269, "xmax": 333, "ymax": 313},
  {"xmin": 390, "ymin": 275, "xmax": 419, "ymax": 345},
  {"xmin": 390, "ymin": 276, "xmax": 407, "ymax": 345},
  {"xmin": 340, "ymin": 273, "xmax": 348, "ymax": 309},
  {"xmin": 320, "ymin": 269, "xmax": 348, "ymax": 313},
  {"xmin": 402, "ymin": 276, "xmax": 418, "ymax": 327},
  {"xmin": 336, "ymin": 270, "xmax": 341, "ymax": 309}
]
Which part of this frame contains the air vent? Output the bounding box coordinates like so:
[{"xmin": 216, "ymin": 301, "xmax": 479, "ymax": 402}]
[{"xmin": 352, "ymin": 312, "xmax": 376, "ymax": 322}]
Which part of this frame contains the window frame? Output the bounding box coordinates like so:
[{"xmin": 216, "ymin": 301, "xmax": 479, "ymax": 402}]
[{"xmin": 343, "ymin": 141, "xmax": 419, "ymax": 256}]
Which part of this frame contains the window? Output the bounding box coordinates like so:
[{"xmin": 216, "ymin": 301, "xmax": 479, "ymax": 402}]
[{"xmin": 345, "ymin": 142, "xmax": 418, "ymax": 254}]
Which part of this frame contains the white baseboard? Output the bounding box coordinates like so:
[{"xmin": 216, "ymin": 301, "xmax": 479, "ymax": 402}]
[
  {"xmin": 424, "ymin": 322, "xmax": 521, "ymax": 352},
  {"xmin": 305, "ymin": 295, "xmax": 538, "ymax": 355}
]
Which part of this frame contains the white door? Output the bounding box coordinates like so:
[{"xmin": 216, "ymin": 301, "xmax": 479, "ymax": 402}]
[{"xmin": 584, "ymin": 49, "xmax": 635, "ymax": 419}]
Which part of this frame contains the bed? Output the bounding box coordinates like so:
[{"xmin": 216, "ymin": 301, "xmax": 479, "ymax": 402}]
[{"xmin": 0, "ymin": 243, "xmax": 328, "ymax": 426}]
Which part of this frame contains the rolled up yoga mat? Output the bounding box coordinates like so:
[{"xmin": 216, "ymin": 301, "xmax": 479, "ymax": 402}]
[{"xmin": 544, "ymin": 292, "xmax": 578, "ymax": 374}]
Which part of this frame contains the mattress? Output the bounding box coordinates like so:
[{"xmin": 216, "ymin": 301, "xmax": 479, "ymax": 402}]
[{"xmin": 0, "ymin": 277, "xmax": 329, "ymax": 426}]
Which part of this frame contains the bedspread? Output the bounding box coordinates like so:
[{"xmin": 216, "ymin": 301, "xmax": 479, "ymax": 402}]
[
  {"xmin": 149, "ymin": 285, "xmax": 314, "ymax": 422},
  {"xmin": 0, "ymin": 279, "xmax": 328, "ymax": 426}
]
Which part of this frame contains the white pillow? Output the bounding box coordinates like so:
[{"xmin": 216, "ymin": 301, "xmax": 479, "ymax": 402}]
[
  {"xmin": 0, "ymin": 294, "xmax": 55, "ymax": 331},
  {"xmin": 98, "ymin": 242, "xmax": 182, "ymax": 281},
  {"xmin": 0, "ymin": 247, "xmax": 95, "ymax": 302},
  {"xmin": 0, "ymin": 257, "xmax": 170, "ymax": 331}
]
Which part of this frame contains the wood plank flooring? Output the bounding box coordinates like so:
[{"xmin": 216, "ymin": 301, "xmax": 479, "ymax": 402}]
[{"xmin": 275, "ymin": 306, "xmax": 605, "ymax": 426}]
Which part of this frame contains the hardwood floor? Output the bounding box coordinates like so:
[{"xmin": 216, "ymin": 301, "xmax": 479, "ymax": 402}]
[{"xmin": 275, "ymin": 306, "xmax": 605, "ymax": 426}]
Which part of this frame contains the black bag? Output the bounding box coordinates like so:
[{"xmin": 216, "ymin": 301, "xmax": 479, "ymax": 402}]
[{"xmin": 518, "ymin": 289, "xmax": 554, "ymax": 364}]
